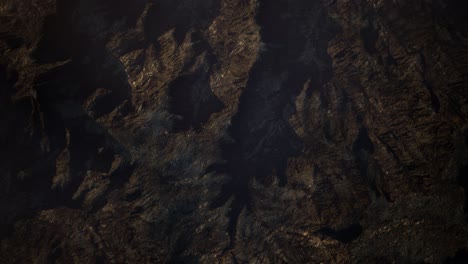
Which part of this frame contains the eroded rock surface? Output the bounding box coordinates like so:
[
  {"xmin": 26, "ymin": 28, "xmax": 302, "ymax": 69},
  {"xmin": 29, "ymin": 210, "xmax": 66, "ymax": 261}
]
[{"xmin": 0, "ymin": 0, "xmax": 467, "ymax": 263}]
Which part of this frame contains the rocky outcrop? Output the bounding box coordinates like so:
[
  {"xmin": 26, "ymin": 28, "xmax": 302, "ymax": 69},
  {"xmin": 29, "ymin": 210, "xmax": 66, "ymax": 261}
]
[{"xmin": 0, "ymin": 0, "xmax": 467, "ymax": 263}]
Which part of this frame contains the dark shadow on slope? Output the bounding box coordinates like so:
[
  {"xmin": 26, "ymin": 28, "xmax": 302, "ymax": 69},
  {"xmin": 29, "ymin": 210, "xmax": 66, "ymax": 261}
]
[
  {"xmin": 0, "ymin": 65, "xmax": 17, "ymax": 114},
  {"xmin": 168, "ymin": 70, "xmax": 224, "ymax": 132},
  {"xmin": 168, "ymin": 39, "xmax": 224, "ymax": 132},
  {"xmin": 361, "ymin": 22, "xmax": 379, "ymax": 54},
  {"xmin": 0, "ymin": 33, "xmax": 23, "ymax": 50},
  {"xmin": 21, "ymin": 0, "xmax": 135, "ymax": 210},
  {"xmin": 316, "ymin": 223, "xmax": 363, "ymax": 243},
  {"xmin": 438, "ymin": 0, "xmax": 468, "ymax": 37},
  {"xmin": 33, "ymin": 0, "xmax": 133, "ymax": 116},
  {"xmin": 144, "ymin": 0, "xmax": 221, "ymax": 45},
  {"xmin": 353, "ymin": 126, "xmax": 385, "ymax": 199},
  {"xmin": 458, "ymin": 164, "xmax": 468, "ymax": 222},
  {"xmin": 0, "ymin": 66, "xmax": 21, "ymax": 239},
  {"xmin": 445, "ymin": 249, "xmax": 468, "ymax": 264},
  {"xmin": 207, "ymin": 0, "xmax": 339, "ymax": 248},
  {"xmin": 352, "ymin": 125, "xmax": 374, "ymax": 175},
  {"xmin": 96, "ymin": 0, "xmax": 146, "ymax": 27},
  {"xmin": 423, "ymin": 80, "xmax": 440, "ymax": 113},
  {"xmin": 0, "ymin": 0, "xmax": 147, "ymax": 242},
  {"xmin": 31, "ymin": 1, "xmax": 77, "ymax": 63}
]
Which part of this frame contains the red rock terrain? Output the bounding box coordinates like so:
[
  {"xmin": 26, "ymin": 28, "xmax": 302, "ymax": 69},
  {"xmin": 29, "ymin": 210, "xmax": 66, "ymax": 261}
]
[{"xmin": 0, "ymin": 0, "xmax": 467, "ymax": 263}]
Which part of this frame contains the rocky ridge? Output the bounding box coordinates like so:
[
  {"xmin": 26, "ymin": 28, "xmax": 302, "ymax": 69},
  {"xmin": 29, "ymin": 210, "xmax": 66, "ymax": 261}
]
[{"xmin": 0, "ymin": 0, "xmax": 467, "ymax": 263}]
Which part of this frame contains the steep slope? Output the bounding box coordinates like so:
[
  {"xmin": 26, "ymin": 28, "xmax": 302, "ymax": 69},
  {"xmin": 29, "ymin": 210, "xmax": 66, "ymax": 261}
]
[{"xmin": 0, "ymin": 0, "xmax": 467, "ymax": 263}]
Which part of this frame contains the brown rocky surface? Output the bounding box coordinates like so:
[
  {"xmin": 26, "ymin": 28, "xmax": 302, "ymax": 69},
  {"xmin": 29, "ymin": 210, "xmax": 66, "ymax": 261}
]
[{"xmin": 0, "ymin": 0, "xmax": 467, "ymax": 263}]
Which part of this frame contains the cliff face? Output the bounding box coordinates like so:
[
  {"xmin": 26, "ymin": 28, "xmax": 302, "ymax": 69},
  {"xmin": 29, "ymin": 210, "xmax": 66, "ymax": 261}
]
[{"xmin": 1, "ymin": 0, "xmax": 467, "ymax": 263}]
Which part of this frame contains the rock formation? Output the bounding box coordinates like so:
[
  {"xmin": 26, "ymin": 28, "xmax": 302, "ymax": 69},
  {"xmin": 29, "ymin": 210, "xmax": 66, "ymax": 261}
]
[{"xmin": 0, "ymin": 0, "xmax": 467, "ymax": 263}]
